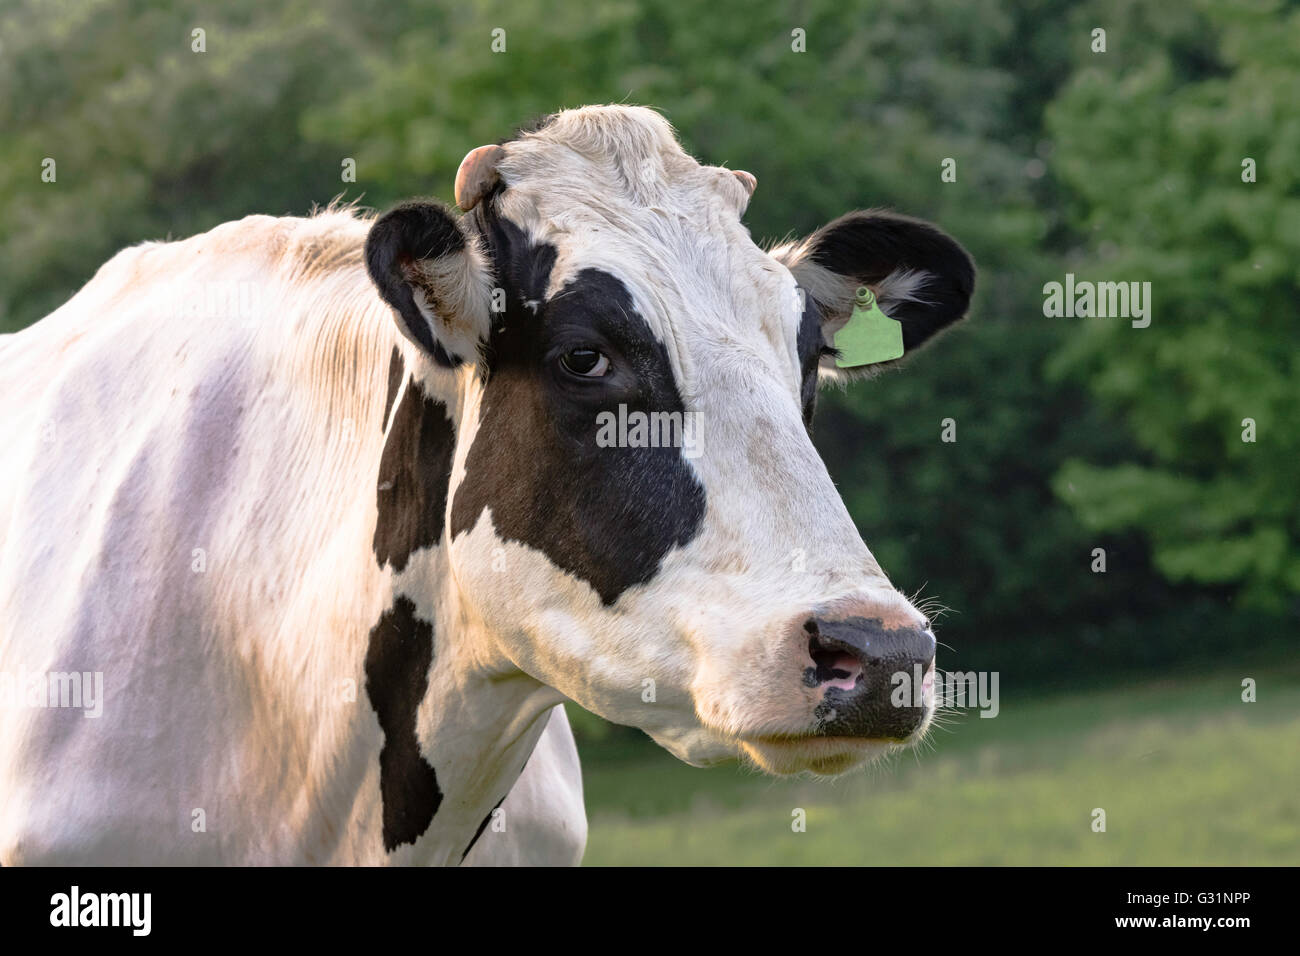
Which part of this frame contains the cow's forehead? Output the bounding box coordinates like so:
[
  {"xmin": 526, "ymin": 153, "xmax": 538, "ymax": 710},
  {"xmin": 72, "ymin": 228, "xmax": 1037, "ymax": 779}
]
[
  {"xmin": 496, "ymin": 106, "xmax": 752, "ymax": 223},
  {"xmin": 489, "ymin": 107, "xmax": 803, "ymax": 385}
]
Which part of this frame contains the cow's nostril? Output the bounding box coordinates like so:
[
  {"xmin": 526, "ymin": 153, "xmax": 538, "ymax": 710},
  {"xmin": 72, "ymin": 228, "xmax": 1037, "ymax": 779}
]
[{"xmin": 804, "ymin": 632, "xmax": 864, "ymax": 690}]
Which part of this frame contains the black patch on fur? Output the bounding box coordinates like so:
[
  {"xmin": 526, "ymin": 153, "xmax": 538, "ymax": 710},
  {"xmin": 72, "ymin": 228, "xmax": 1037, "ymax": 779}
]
[
  {"xmin": 796, "ymin": 293, "xmax": 824, "ymax": 428},
  {"xmin": 454, "ymin": 206, "xmax": 706, "ymax": 605},
  {"xmin": 381, "ymin": 346, "xmax": 404, "ymax": 431},
  {"xmin": 469, "ymin": 212, "xmax": 557, "ymax": 322},
  {"xmin": 364, "ymin": 596, "xmax": 443, "ymax": 852},
  {"xmin": 365, "ymin": 200, "xmax": 469, "ymax": 364},
  {"xmin": 803, "ymin": 210, "xmax": 975, "ymax": 350},
  {"xmin": 429, "ymin": 341, "xmax": 462, "ymax": 369},
  {"xmin": 372, "ymin": 379, "xmax": 455, "ymax": 573}
]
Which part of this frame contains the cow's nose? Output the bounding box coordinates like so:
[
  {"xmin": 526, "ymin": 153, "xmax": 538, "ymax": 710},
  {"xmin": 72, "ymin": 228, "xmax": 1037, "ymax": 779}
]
[{"xmin": 802, "ymin": 615, "xmax": 936, "ymax": 740}]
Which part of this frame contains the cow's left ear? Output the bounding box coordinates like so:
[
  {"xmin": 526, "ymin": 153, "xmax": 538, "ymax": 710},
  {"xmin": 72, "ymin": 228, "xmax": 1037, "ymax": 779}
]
[
  {"xmin": 773, "ymin": 210, "xmax": 975, "ymax": 380},
  {"xmin": 365, "ymin": 200, "xmax": 493, "ymax": 367}
]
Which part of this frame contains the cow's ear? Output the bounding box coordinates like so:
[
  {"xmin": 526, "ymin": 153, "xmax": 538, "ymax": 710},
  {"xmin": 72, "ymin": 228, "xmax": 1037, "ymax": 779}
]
[
  {"xmin": 773, "ymin": 210, "xmax": 975, "ymax": 381},
  {"xmin": 365, "ymin": 200, "xmax": 493, "ymax": 367}
]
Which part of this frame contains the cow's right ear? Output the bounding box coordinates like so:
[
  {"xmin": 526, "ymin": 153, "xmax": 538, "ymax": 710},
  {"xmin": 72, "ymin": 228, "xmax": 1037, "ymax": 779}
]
[{"xmin": 365, "ymin": 200, "xmax": 493, "ymax": 367}]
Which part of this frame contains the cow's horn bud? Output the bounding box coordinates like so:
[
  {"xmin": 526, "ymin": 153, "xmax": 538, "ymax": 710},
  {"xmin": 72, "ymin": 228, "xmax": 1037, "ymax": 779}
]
[
  {"xmin": 732, "ymin": 169, "xmax": 757, "ymax": 196},
  {"xmin": 454, "ymin": 145, "xmax": 507, "ymax": 211}
]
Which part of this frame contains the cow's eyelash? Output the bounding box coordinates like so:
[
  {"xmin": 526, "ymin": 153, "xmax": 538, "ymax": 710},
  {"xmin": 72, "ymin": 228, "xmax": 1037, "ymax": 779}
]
[{"xmin": 820, "ymin": 345, "xmax": 841, "ymax": 360}]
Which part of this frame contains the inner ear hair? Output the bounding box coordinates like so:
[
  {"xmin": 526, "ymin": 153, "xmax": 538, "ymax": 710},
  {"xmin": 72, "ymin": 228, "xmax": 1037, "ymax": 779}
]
[
  {"xmin": 788, "ymin": 255, "xmax": 936, "ymax": 337},
  {"xmin": 791, "ymin": 260, "xmax": 859, "ymax": 337},
  {"xmin": 366, "ymin": 200, "xmax": 493, "ymax": 368}
]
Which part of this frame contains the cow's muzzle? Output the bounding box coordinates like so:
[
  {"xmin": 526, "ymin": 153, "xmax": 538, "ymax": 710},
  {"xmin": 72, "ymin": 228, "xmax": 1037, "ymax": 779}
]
[{"xmin": 803, "ymin": 615, "xmax": 936, "ymax": 740}]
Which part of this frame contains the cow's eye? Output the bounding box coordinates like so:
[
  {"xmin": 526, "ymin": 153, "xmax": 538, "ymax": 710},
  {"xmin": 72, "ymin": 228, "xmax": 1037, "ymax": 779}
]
[{"xmin": 558, "ymin": 348, "xmax": 610, "ymax": 378}]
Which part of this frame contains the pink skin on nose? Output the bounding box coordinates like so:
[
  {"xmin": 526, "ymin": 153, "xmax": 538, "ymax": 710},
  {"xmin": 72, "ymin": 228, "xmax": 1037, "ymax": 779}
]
[
  {"xmin": 821, "ymin": 657, "xmax": 935, "ymax": 698},
  {"xmin": 825, "ymin": 651, "xmax": 861, "ymax": 691}
]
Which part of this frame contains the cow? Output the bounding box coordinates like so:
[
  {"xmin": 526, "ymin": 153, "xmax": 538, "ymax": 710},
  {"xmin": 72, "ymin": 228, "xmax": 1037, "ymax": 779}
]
[{"xmin": 0, "ymin": 105, "xmax": 974, "ymax": 865}]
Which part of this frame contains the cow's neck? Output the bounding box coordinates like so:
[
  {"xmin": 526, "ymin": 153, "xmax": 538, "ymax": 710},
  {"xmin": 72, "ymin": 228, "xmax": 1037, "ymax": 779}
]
[{"xmin": 363, "ymin": 347, "xmax": 561, "ymax": 864}]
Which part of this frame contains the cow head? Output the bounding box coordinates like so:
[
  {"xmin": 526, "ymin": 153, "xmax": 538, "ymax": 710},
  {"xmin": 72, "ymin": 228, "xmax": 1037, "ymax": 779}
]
[{"xmin": 365, "ymin": 106, "xmax": 974, "ymax": 776}]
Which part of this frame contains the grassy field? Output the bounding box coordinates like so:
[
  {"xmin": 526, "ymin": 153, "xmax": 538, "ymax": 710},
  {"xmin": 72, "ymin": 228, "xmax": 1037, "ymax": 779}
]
[{"xmin": 579, "ymin": 666, "xmax": 1300, "ymax": 865}]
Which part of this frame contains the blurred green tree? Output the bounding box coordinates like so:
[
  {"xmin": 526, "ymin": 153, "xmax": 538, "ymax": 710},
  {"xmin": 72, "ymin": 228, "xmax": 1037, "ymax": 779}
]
[
  {"xmin": 0, "ymin": 0, "xmax": 367, "ymax": 330},
  {"xmin": 1046, "ymin": 0, "xmax": 1300, "ymax": 609}
]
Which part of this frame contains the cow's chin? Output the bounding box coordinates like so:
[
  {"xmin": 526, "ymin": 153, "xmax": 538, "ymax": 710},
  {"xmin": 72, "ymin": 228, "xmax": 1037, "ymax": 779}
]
[
  {"xmin": 646, "ymin": 725, "xmax": 902, "ymax": 777},
  {"xmin": 738, "ymin": 736, "xmax": 898, "ymax": 776}
]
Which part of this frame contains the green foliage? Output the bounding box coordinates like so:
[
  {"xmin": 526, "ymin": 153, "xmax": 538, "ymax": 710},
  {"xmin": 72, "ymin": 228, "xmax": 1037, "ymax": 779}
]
[
  {"xmin": 1046, "ymin": 0, "xmax": 1300, "ymax": 608},
  {"xmin": 0, "ymin": 0, "xmax": 367, "ymax": 330}
]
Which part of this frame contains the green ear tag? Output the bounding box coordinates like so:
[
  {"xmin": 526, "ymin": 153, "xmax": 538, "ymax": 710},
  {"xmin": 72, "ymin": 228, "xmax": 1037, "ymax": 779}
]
[{"xmin": 834, "ymin": 286, "xmax": 904, "ymax": 368}]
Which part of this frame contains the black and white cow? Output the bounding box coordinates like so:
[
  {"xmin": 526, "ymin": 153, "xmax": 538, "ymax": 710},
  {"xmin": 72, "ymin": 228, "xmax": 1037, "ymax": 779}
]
[{"xmin": 0, "ymin": 106, "xmax": 973, "ymax": 865}]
